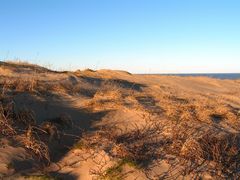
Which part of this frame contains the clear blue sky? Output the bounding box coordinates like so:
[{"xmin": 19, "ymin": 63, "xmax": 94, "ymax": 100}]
[{"xmin": 0, "ymin": 0, "xmax": 240, "ymax": 73}]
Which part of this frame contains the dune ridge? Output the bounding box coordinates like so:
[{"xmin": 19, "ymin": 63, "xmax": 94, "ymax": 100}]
[{"xmin": 1, "ymin": 61, "xmax": 240, "ymax": 179}]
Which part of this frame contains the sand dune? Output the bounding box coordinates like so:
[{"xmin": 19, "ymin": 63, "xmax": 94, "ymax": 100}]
[{"xmin": 0, "ymin": 62, "xmax": 240, "ymax": 179}]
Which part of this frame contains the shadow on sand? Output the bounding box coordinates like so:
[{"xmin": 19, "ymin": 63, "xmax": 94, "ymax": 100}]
[{"xmin": 11, "ymin": 92, "xmax": 111, "ymax": 179}]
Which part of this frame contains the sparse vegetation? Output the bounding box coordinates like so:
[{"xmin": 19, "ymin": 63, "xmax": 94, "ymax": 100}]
[
  {"xmin": 1, "ymin": 61, "xmax": 240, "ymax": 179},
  {"xmin": 73, "ymin": 140, "xmax": 86, "ymax": 150},
  {"xmin": 24, "ymin": 174, "xmax": 56, "ymax": 180}
]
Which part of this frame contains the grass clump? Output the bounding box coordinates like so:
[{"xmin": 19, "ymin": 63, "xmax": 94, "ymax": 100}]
[
  {"xmin": 73, "ymin": 140, "xmax": 86, "ymax": 150},
  {"xmin": 24, "ymin": 174, "xmax": 56, "ymax": 180},
  {"xmin": 101, "ymin": 158, "xmax": 139, "ymax": 180},
  {"xmin": 120, "ymin": 158, "xmax": 139, "ymax": 169}
]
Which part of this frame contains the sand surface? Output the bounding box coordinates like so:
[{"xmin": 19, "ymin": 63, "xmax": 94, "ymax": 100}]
[{"xmin": 0, "ymin": 62, "xmax": 240, "ymax": 179}]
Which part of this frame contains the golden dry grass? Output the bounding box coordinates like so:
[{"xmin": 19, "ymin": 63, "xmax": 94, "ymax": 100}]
[{"xmin": 1, "ymin": 61, "xmax": 240, "ymax": 179}]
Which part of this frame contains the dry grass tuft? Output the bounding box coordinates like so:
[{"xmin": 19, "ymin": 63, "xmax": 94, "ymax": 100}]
[
  {"xmin": 0, "ymin": 97, "xmax": 51, "ymax": 164},
  {"xmin": 16, "ymin": 108, "xmax": 36, "ymax": 125},
  {"xmin": 18, "ymin": 126, "xmax": 50, "ymax": 164},
  {"xmin": 0, "ymin": 102, "xmax": 16, "ymax": 136}
]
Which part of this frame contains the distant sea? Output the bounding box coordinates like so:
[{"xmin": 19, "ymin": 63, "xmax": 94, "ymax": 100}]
[{"xmin": 151, "ymin": 73, "xmax": 240, "ymax": 80}]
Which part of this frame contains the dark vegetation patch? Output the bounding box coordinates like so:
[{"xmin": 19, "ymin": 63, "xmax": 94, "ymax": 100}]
[
  {"xmin": 136, "ymin": 95, "xmax": 165, "ymax": 115},
  {"xmin": 170, "ymin": 96, "xmax": 189, "ymax": 104},
  {"xmin": 210, "ymin": 114, "xmax": 224, "ymax": 123}
]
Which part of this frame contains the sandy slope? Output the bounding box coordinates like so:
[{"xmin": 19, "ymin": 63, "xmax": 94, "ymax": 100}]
[{"xmin": 0, "ymin": 62, "xmax": 240, "ymax": 179}]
